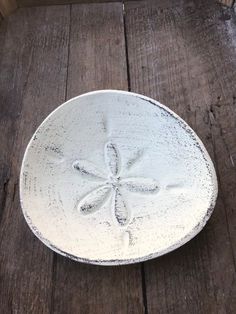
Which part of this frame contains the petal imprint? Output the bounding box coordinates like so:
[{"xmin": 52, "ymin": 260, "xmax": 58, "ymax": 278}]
[
  {"xmin": 78, "ymin": 186, "xmax": 111, "ymax": 214},
  {"xmin": 105, "ymin": 142, "xmax": 120, "ymax": 176},
  {"xmin": 122, "ymin": 177, "xmax": 159, "ymax": 194},
  {"xmin": 73, "ymin": 160, "xmax": 106, "ymax": 180},
  {"xmin": 113, "ymin": 189, "xmax": 130, "ymax": 226},
  {"xmin": 126, "ymin": 149, "xmax": 144, "ymax": 170}
]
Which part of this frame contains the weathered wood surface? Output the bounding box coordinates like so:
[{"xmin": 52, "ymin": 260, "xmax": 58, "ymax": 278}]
[
  {"xmin": 1, "ymin": 0, "xmax": 236, "ymax": 313},
  {"xmin": 0, "ymin": 5, "xmax": 70, "ymax": 313},
  {"xmin": 125, "ymin": 0, "xmax": 236, "ymax": 313}
]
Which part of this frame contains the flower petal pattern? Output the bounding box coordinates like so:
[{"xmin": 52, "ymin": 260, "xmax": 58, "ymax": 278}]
[
  {"xmin": 121, "ymin": 177, "xmax": 159, "ymax": 194},
  {"xmin": 74, "ymin": 142, "xmax": 160, "ymax": 228},
  {"xmin": 113, "ymin": 189, "xmax": 130, "ymax": 226},
  {"xmin": 73, "ymin": 160, "xmax": 106, "ymax": 180},
  {"xmin": 105, "ymin": 142, "xmax": 120, "ymax": 176},
  {"xmin": 77, "ymin": 185, "xmax": 111, "ymax": 214}
]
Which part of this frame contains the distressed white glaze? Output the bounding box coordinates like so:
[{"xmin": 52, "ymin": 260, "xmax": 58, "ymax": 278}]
[{"xmin": 20, "ymin": 90, "xmax": 218, "ymax": 265}]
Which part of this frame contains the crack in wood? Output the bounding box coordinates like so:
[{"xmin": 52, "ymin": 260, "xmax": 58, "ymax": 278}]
[{"xmin": 0, "ymin": 177, "xmax": 10, "ymax": 223}]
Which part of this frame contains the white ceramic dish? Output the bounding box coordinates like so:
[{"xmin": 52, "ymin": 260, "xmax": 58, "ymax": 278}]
[{"xmin": 20, "ymin": 90, "xmax": 218, "ymax": 265}]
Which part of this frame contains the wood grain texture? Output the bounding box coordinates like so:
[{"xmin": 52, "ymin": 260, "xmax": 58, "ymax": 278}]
[
  {"xmin": 0, "ymin": 6, "xmax": 70, "ymax": 313},
  {"xmin": 51, "ymin": 3, "xmax": 144, "ymax": 314},
  {"xmin": 0, "ymin": 0, "xmax": 17, "ymax": 16},
  {"xmin": 67, "ymin": 3, "xmax": 128, "ymax": 96},
  {"xmin": 125, "ymin": 0, "xmax": 236, "ymax": 313}
]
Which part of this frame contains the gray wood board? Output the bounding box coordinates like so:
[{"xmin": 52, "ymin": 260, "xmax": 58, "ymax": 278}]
[
  {"xmin": 125, "ymin": 0, "xmax": 236, "ymax": 313},
  {"xmin": 0, "ymin": 5, "xmax": 70, "ymax": 313}
]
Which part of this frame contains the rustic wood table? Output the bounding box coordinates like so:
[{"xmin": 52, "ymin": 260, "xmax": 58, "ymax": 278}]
[{"xmin": 0, "ymin": 0, "xmax": 236, "ymax": 313}]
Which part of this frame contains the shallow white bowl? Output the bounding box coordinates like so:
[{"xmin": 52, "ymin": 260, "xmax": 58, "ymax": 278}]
[{"xmin": 20, "ymin": 90, "xmax": 218, "ymax": 265}]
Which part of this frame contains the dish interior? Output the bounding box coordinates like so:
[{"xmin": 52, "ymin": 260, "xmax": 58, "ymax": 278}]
[{"xmin": 20, "ymin": 91, "xmax": 217, "ymax": 264}]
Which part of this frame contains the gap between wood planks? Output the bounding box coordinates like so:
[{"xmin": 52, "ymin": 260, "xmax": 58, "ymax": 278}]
[{"xmin": 122, "ymin": 3, "xmax": 148, "ymax": 313}]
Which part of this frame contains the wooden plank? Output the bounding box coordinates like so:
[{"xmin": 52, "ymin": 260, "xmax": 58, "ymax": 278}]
[
  {"xmin": 66, "ymin": 2, "xmax": 128, "ymax": 96},
  {"xmin": 0, "ymin": 6, "xmax": 70, "ymax": 313},
  {"xmin": 125, "ymin": 0, "xmax": 236, "ymax": 313},
  {"xmin": 51, "ymin": 3, "xmax": 144, "ymax": 314},
  {"xmin": 0, "ymin": 0, "xmax": 17, "ymax": 16},
  {"xmin": 0, "ymin": 4, "xmax": 30, "ymax": 240}
]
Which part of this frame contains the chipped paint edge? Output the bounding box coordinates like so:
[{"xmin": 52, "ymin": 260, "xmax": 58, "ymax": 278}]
[{"xmin": 19, "ymin": 89, "xmax": 218, "ymax": 266}]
